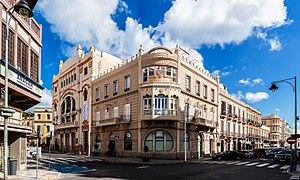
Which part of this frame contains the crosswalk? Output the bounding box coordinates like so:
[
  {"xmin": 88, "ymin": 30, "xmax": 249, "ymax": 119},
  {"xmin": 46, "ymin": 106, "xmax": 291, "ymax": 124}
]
[
  {"xmin": 27, "ymin": 156, "xmax": 103, "ymax": 170},
  {"xmin": 202, "ymin": 160, "xmax": 290, "ymax": 170}
]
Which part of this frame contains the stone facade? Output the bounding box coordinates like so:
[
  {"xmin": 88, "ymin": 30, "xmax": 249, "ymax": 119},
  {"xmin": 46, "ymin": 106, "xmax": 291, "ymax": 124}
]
[{"xmin": 52, "ymin": 45, "xmax": 123, "ymax": 155}]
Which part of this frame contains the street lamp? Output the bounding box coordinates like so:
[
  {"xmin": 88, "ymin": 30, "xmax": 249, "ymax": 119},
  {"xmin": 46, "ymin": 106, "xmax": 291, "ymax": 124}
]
[
  {"xmin": 269, "ymin": 76, "xmax": 297, "ymax": 172},
  {"xmin": 0, "ymin": 1, "xmax": 36, "ymax": 179}
]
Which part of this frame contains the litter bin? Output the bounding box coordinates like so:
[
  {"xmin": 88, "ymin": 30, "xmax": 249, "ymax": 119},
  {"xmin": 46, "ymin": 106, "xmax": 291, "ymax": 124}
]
[{"xmin": 8, "ymin": 157, "xmax": 17, "ymax": 175}]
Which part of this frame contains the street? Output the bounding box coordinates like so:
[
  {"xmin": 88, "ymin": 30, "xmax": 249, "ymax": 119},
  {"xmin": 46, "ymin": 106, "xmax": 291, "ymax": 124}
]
[{"xmin": 27, "ymin": 153, "xmax": 293, "ymax": 180}]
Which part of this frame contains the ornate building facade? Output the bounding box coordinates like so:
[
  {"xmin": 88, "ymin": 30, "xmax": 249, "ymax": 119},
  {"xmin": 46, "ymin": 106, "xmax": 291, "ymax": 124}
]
[
  {"xmin": 91, "ymin": 45, "xmax": 219, "ymax": 159},
  {"xmin": 52, "ymin": 45, "xmax": 123, "ymax": 155}
]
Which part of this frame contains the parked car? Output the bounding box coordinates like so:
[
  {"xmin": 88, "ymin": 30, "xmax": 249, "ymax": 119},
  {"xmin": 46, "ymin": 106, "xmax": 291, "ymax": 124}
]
[
  {"xmin": 273, "ymin": 150, "xmax": 291, "ymax": 164},
  {"xmin": 266, "ymin": 148, "xmax": 283, "ymax": 159},
  {"xmin": 243, "ymin": 150, "xmax": 255, "ymax": 158},
  {"xmin": 212, "ymin": 151, "xmax": 244, "ymax": 160},
  {"xmin": 253, "ymin": 149, "xmax": 267, "ymax": 158}
]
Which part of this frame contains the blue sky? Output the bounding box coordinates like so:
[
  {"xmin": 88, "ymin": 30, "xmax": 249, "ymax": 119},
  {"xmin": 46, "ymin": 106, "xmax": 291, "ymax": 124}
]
[{"xmin": 33, "ymin": 0, "xmax": 300, "ymax": 127}]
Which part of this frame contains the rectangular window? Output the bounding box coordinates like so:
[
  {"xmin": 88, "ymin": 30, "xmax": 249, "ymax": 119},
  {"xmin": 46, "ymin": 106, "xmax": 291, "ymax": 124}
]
[
  {"xmin": 113, "ymin": 80, "xmax": 118, "ymax": 95},
  {"xmin": 55, "ymin": 86, "xmax": 57, "ymax": 92},
  {"xmin": 196, "ymin": 80, "xmax": 200, "ymax": 95},
  {"xmin": 47, "ymin": 114, "xmax": 50, "ymax": 120},
  {"xmin": 37, "ymin": 114, "xmax": 41, "ymax": 120},
  {"xmin": 104, "ymin": 108, "xmax": 109, "ymax": 119},
  {"xmin": 95, "ymin": 87, "xmax": 100, "ymax": 101},
  {"xmin": 143, "ymin": 68, "xmax": 148, "ymax": 82},
  {"xmin": 211, "ymin": 89, "xmax": 215, "ymax": 102},
  {"xmin": 170, "ymin": 97, "xmax": 178, "ymax": 116},
  {"xmin": 143, "ymin": 96, "xmax": 152, "ymax": 115},
  {"xmin": 17, "ymin": 38, "xmax": 28, "ymax": 75},
  {"xmin": 203, "ymin": 84, "xmax": 207, "ymax": 99},
  {"xmin": 124, "ymin": 103, "xmax": 131, "ymax": 121},
  {"xmin": 84, "ymin": 67, "xmax": 88, "ymax": 75},
  {"xmin": 186, "ymin": 75, "xmax": 191, "ymax": 92},
  {"xmin": 74, "ymin": 74, "xmax": 76, "ymax": 81},
  {"xmin": 95, "ymin": 111, "xmax": 100, "ymax": 126},
  {"xmin": 104, "ymin": 84, "xmax": 109, "ymax": 98},
  {"xmin": 154, "ymin": 95, "xmax": 168, "ymax": 115},
  {"xmin": 124, "ymin": 75, "xmax": 130, "ymax": 91},
  {"xmin": 1, "ymin": 23, "xmax": 14, "ymax": 65},
  {"xmin": 113, "ymin": 106, "xmax": 119, "ymax": 118}
]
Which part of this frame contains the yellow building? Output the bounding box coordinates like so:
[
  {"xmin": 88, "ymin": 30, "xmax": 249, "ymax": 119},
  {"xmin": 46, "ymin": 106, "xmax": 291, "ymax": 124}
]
[
  {"xmin": 33, "ymin": 108, "xmax": 53, "ymax": 149},
  {"xmin": 262, "ymin": 114, "xmax": 285, "ymax": 147}
]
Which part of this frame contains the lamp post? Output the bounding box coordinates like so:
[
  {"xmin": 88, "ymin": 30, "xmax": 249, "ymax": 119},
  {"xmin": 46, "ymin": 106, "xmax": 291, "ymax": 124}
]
[
  {"xmin": 0, "ymin": 1, "xmax": 35, "ymax": 179},
  {"xmin": 269, "ymin": 76, "xmax": 297, "ymax": 172}
]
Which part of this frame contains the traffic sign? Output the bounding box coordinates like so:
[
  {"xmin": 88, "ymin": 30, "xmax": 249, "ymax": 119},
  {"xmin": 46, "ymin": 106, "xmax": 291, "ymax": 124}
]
[
  {"xmin": 114, "ymin": 135, "xmax": 119, "ymax": 141},
  {"xmin": 287, "ymin": 136, "xmax": 297, "ymax": 144}
]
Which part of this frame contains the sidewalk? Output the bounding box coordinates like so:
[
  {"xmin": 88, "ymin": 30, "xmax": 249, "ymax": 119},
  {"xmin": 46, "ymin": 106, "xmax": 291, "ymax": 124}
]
[{"xmin": 0, "ymin": 169, "xmax": 63, "ymax": 180}]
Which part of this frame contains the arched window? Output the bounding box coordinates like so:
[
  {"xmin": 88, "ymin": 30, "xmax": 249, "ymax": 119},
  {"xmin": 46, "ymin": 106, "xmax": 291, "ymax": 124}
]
[
  {"xmin": 83, "ymin": 89, "xmax": 88, "ymax": 101},
  {"xmin": 124, "ymin": 132, "xmax": 132, "ymax": 151},
  {"xmin": 144, "ymin": 130, "xmax": 174, "ymax": 152}
]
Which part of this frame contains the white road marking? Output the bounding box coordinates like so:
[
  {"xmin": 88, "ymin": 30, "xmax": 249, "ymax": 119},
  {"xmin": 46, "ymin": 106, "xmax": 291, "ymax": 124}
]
[
  {"xmin": 280, "ymin": 165, "xmax": 290, "ymax": 170},
  {"xmin": 256, "ymin": 163, "xmax": 270, "ymax": 167},
  {"xmin": 245, "ymin": 162, "xmax": 260, "ymax": 167},
  {"xmin": 226, "ymin": 161, "xmax": 239, "ymax": 165},
  {"xmin": 137, "ymin": 166, "xmax": 150, "ymax": 169},
  {"xmin": 268, "ymin": 164, "xmax": 280, "ymax": 168},
  {"xmin": 235, "ymin": 161, "xmax": 250, "ymax": 166}
]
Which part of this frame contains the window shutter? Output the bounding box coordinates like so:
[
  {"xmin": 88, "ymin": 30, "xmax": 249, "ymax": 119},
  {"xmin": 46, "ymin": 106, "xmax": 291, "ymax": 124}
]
[{"xmin": 114, "ymin": 107, "xmax": 119, "ymax": 117}]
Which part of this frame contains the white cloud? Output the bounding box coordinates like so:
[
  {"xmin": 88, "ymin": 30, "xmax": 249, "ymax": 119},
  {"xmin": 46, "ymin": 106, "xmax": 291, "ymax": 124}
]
[
  {"xmin": 239, "ymin": 78, "xmax": 265, "ymax": 86},
  {"xmin": 232, "ymin": 91, "xmax": 245, "ymax": 100},
  {"xmin": 245, "ymin": 92, "xmax": 269, "ymax": 103},
  {"xmin": 26, "ymin": 88, "xmax": 53, "ymax": 112},
  {"xmin": 275, "ymin": 108, "xmax": 280, "ymax": 112},
  {"xmin": 232, "ymin": 91, "xmax": 269, "ymax": 103},
  {"xmin": 269, "ymin": 37, "xmax": 282, "ymax": 51},
  {"xmin": 238, "ymin": 78, "xmax": 251, "ymax": 86},
  {"xmin": 159, "ymin": 0, "xmax": 288, "ymax": 48},
  {"xmin": 36, "ymin": 0, "xmax": 289, "ymax": 69},
  {"xmin": 252, "ymin": 78, "xmax": 265, "ymax": 85}
]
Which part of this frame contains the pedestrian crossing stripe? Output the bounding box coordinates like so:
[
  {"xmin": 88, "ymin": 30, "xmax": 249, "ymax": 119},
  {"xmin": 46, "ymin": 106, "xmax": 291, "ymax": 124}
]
[
  {"xmin": 280, "ymin": 165, "xmax": 290, "ymax": 170},
  {"xmin": 235, "ymin": 161, "xmax": 250, "ymax": 166},
  {"xmin": 245, "ymin": 162, "xmax": 259, "ymax": 166},
  {"xmin": 226, "ymin": 161, "xmax": 239, "ymax": 165},
  {"xmin": 267, "ymin": 164, "xmax": 280, "ymax": 168},
  {"xmin": 256, "ymin": 163, "xmax": 270, "ymax": 167}
]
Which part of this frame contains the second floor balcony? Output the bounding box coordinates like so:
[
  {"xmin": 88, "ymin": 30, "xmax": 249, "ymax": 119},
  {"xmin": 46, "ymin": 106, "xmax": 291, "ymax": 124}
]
[
  {"xmin": 56, "ymin": 120, "xmax": 79, "ymax": 129},
  {"xmin": 194, "ymin": 117, "xmax": 215, "ymax": 128},
  {"xmin": 92, "ymin": 115, "xmax": 131, "ymax": 127}
]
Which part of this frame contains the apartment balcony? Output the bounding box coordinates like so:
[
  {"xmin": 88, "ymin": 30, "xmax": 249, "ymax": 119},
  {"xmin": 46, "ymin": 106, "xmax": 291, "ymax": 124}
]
[
  {"xmin": 56, "ymin": 121, "xmax": 79, "ymax": 130},
  {"xmin": 194, "ymin": 117, "xmax": 215, "ymax": 129},
  {"xmin": 220, "ymin": 111, "xmax": 226, "ymax": 119},
  {"xmin": 232, "ymin": 115, "xmax": 238, "ymax": 122},
  {"xmin": 227, "ymin": 113, "xmax": 233, "ymax": 120},
  {"xmin": 92, "ymin": 115, "xmax": 131, "ymax": 127}
]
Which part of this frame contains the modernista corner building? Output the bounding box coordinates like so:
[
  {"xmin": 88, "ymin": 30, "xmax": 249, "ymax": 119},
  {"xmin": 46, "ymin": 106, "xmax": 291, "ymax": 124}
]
[{"xmin": 52, "ymin": 44, "xmax": 286, "ymax": 159}]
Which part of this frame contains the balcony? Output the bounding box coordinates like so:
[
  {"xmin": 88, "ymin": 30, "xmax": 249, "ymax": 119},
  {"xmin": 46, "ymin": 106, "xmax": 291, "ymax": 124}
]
[
  {"xmin": 194, "ymin": 117, "xmax": 215, "ymax": 128},
  {"xmin": 232, "ymin": 115, "xmax": 238, "ymax": 122},
  {"xmin": 227, "ymin": 113, "xmax": 232, "ymax": 120},
  {"xmin": 92, "ymin": 115, "xmax": 131, "ymax": 127},
  {"xmin": 56, "ymin": 121, "xmax": 79, "ymax": 129},
  {"xmin": 220, "ymin": 110, "xmax": 226, "ymax": 119}
]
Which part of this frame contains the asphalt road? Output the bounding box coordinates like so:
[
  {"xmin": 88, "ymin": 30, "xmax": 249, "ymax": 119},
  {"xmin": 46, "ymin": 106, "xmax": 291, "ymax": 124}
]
[{"xmin": 41, "ymin": 155, "xmax": 291, "ymax": 180}]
